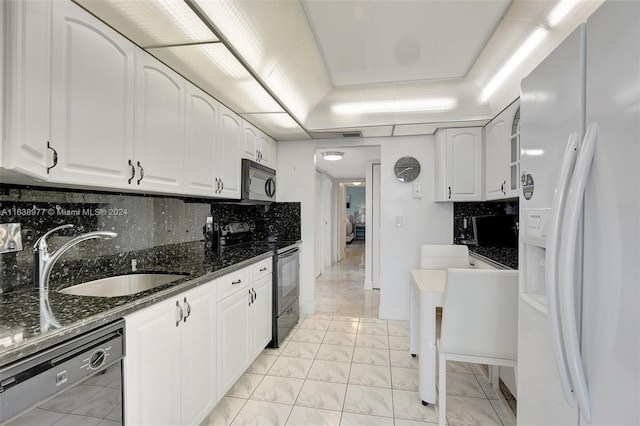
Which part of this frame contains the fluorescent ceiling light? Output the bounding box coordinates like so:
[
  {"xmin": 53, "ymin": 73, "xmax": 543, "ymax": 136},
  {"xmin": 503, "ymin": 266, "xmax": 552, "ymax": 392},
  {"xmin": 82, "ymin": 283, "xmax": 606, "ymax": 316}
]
[
  {"xmin": 523, "ymin": 149, "xmax": 545, "ymax": 156},
  {"xmin": 238, "ymin": 80, "xmax": 284, "ymax": 113},
  {"xmin": 483, "ymin": 27, "xmax": 548, "ymax": 99},
  {"xmin": 201, "ymin": 45, "xmax": 248, "ymax": 79},
  {"xmin": 322, "ymin": 151, "xmax": 344, "ymax": 161},
  {"xmin": 547, "ymin": 0, "xmax": 580, "ymax": 27},
  {"xmin": 331, "ymin": 98, "xmax": 457, "ymax": 115}
]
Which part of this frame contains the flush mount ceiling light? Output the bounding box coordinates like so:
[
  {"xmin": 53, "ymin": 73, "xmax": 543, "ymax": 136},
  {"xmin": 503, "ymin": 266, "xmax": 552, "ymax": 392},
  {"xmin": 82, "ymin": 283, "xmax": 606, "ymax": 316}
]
[
  {"xmin": 322, "ymin": 151, "xmax": 344, "ymax": 161},
  {"xmin": 352, "ymin": 182, "xmax": 362, "ymax": 186},
  {"xmin": 331, "ymin": 98, "xmax": 458, "ymax": 115}
]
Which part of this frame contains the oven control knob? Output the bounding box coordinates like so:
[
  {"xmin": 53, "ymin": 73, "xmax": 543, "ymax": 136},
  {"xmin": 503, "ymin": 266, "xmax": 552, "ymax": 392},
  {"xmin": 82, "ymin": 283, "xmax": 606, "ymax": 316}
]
[{"xmin": 89, "ymin": 349, "xmax": 107, "ymax": 370}]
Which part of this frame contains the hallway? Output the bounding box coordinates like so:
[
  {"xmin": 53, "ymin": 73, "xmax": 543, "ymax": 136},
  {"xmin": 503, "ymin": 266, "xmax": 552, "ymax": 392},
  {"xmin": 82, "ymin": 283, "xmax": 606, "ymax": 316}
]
[{"xmin": 314, "ymin": 241, "xmax": 380, "ymax": 317}]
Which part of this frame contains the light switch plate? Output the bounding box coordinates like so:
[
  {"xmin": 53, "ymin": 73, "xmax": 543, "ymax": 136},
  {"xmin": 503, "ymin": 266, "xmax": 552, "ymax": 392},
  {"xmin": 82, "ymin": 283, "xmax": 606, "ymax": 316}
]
[{"xmin": 0, "ymin": 223, "xmax": 23, "ymax": 253}]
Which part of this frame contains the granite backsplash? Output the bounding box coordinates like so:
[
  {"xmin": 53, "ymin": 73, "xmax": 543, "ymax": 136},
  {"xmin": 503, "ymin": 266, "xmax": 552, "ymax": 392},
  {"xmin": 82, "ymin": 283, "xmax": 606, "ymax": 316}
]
[
  {"xmin": 0, "ymin": 185, "xmax": 300, "ymax": 294},
  {"xmin": 453, "ymin": 200, "xmax": 519, "ymax": 269}
]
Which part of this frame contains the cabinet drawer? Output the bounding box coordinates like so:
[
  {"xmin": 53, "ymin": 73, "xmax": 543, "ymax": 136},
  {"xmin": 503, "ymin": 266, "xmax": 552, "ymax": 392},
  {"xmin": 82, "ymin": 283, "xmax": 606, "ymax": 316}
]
[
  {"xmin": 250, "ymin": 258, "xmax": 272, "ymax": 282},
  {"xmin": 217, "ymin": 267, "xmax": 250, "ymax": 301}
]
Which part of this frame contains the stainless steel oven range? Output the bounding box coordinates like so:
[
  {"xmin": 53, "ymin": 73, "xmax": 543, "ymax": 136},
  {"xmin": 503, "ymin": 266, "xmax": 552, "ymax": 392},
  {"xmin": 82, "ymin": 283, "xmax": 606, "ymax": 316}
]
[
  {"xmin": 0, "ymin": 319, "xmax": 125, "ymax": 425},
  {"xmin": 270, "ymin": 245, "xmax": 300, "ymax": 348}
]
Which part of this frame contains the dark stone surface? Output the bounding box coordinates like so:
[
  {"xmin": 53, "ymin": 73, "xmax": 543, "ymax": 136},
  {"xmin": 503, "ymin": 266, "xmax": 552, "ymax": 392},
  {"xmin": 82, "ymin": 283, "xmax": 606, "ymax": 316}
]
[
  {"xmin": 0, "ymin": 185, "xmax": 302, "ymax": 366},
  {"xmin": 453, "ymin": 201, "xmax": 519, "ymax": 269}
]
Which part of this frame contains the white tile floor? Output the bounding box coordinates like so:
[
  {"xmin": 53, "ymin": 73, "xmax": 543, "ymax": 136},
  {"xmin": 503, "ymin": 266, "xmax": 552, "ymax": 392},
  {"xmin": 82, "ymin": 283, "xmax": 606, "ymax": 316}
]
[{"xmin": 201, "ymin": 243, "xmax": 516, "ymax": 426}]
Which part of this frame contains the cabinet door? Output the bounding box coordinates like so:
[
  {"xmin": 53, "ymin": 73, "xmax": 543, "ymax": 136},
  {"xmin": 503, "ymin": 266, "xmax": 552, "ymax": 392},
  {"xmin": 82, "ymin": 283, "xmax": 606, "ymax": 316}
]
[
  {"xmin": 134, "ymin": 48, "xmax": 185, "ymax": 193},
  {"xmin": 49, "ymin": 0, "xmax": 135, "ymax": 187},
  {"xmin": 217, "ymin": 105, "xmax": 242, "ymax": 198},
  {"xmin": 3, "ymin": 0, "xmax": 51, "ymax": 178},
  {"xmin": 184, "ymin": 83, "xmax": 219, "ymax": 197},
  {"xmin": 447, "ymin": 128, "xmax": 483, "ymax": 201},
  {"xmin": 251, "ymin": 276, "xmax": 273, "ymax": 358},
  {"xmin": 242, "ymin": 121, "xmax": 258, "ymax": 161},
  {"xmin": 124, "ymin": 297, "xmax": 181, "ymax": 426},
  {"xmin": 216, "ymin": 288, "xmax": 251, "ymax": 396},
  {"xmin": 180, "ymin": 283, "xmax": 217, "ymax": 426},
  {"xmin": 484, "ymin": 118, "xmax": 508, "ymax": 200},
  {"xmin": 257, "ymin": 133, "xmax": 273, "ymax": 167}
]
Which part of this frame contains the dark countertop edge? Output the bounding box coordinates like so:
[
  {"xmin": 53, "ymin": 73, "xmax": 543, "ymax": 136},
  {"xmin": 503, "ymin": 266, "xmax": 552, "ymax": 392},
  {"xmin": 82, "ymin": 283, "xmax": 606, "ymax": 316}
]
[
  {"xmin": 0, "ymin": 251, "xmax": 274, "ymax": 367},
  {"xmin": 469, "ymin": 252, "xmax": 516, "ymax": 270}
]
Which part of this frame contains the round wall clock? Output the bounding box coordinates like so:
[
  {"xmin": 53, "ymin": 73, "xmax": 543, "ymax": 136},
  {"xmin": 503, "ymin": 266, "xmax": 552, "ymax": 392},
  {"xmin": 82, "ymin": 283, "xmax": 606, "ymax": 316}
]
[{"xmin": 394, "ymin": 156, "xmax": 421, "ymax": 182}]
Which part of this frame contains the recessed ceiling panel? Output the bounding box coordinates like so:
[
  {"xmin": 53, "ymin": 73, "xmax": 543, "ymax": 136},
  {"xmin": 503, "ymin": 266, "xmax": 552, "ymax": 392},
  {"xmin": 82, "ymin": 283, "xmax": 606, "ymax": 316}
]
[
  {"xmin": 74, "ymin": 0, "xmax": 218, "ymax": 47},
  {"xmin": 148, "ymin": 44, "xmax": 284, "ymax": 114},
  {"xmin": 241, "ymin": 113, "xmax": 311, "ymax": 141},
  {"xmin": 303, "ymin": 0, "xmax": 512, "ymax": 86}
]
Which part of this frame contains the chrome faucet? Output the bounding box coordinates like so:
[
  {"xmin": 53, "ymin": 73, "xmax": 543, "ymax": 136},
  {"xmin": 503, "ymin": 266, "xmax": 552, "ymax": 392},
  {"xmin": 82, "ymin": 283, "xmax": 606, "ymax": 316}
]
[{"xmin": 34, "ymin": 224, "xmax": 118, "ymax": 331}]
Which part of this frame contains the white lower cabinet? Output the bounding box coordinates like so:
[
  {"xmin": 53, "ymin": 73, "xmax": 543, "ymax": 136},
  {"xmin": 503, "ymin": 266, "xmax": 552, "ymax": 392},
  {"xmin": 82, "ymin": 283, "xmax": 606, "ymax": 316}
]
[
  {"xmin": 216, "ymin": 260, "xmax": 273, "ymax": 397},
  {"xmin": 124, "ymin": 281, "xmax": 216, "ymax": 426}
]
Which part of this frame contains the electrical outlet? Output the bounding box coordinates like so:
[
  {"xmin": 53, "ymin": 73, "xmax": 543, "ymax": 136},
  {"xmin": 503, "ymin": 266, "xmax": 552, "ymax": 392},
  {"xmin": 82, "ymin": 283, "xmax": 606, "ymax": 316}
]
[{"xmin": 412, "ymin": 184, "xmax": 422, "ymax": 199}]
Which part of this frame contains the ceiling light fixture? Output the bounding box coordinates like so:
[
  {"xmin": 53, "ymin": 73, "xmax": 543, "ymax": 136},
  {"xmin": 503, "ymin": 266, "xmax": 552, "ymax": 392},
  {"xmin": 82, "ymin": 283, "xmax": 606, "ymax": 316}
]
[
  {"xmin": 322, "ymin": 151, "xmax": 344, "ymax": 161},
  {"xmin": 330, "ymin": 98, "xmax": 458, "ymax": 115},
  {"xmin": 482, "ymin": 27, "xmax": 548, "ymax": 99},
  {"xmin": 352, "ymin": 182, "xmax": 362, "ymax": 186},
  {"xmin": 547, "ymin": 0, "xmax": 580, "ymax": 27}
]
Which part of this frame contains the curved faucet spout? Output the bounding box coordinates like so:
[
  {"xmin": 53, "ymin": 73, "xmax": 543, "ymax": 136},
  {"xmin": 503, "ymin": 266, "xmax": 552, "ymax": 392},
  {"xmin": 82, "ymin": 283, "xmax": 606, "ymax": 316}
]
[{"xmin": 34, "ymin": 225, "xmax": 118, "ymax": 331}]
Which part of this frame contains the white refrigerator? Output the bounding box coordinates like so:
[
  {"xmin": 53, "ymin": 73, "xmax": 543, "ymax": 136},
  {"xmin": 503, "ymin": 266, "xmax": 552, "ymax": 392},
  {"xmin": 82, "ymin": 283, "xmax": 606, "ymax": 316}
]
[{"xmin": 517, "ymin": 1, "xmax": 639, "ymax": 425}]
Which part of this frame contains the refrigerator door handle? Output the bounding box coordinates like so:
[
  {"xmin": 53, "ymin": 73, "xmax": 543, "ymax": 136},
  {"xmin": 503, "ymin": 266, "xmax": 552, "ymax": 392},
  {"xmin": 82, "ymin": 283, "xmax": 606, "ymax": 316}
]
[
  {"xmin": 545, "ymin": 132, "xmax": 579, "ymax": 406},
  {"xmin": 559, "ymin": 123, "xmax": 598, "ymax": 423}
]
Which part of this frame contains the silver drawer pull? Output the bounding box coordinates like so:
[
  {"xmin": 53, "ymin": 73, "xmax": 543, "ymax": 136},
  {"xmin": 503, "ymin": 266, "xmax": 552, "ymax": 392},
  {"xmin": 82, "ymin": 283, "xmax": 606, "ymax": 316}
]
[
  {"xmin": 176, "ymin": 301, "xmax": 184, "ymax": 327},
  {"xmin": 232, "ymin": 279, "xmax": 242, "ymax": 285},
  {"xmin": 259, "ymin": 267, "xmax": 267, "ymax": 272}
]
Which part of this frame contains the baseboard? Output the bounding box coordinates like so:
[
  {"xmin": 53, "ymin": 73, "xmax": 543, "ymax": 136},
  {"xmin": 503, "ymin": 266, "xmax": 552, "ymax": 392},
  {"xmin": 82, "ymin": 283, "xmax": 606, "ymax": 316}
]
[
  {"xmin": 378, "ymin": 305, "xmax": 409, "ymax": 321},
  {"xmin": 299, "ymin": 301, "xmax": 315, "ymax": 315},
  {"xmin": 364, "ymin": 280, "xmax": 373, "ymax": 290}
]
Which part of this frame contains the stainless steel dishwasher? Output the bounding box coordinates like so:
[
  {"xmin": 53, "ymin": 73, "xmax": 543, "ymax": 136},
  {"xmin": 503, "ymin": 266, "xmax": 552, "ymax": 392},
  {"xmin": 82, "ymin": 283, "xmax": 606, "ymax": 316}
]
[{"xmin": 0, "ymin": 319, "xmax": 125, "ymax": 425}]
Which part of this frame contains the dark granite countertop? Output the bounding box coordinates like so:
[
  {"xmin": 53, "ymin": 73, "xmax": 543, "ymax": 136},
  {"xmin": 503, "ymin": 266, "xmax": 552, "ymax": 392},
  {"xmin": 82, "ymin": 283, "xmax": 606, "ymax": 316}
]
[
  {"xmin": 468, "ymin": 246, "xmax": 518, "ymax": 270},
  {"xmin": 0, "ymin": 241, "xmax": 301, "ymax": 367}
]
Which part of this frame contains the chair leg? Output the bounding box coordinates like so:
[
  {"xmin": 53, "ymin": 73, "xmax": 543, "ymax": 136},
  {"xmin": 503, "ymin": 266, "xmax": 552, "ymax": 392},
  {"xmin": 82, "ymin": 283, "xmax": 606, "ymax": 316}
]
[{"xmin": 439, "ymin": 352, "xmax": 446, "ymax": 426}]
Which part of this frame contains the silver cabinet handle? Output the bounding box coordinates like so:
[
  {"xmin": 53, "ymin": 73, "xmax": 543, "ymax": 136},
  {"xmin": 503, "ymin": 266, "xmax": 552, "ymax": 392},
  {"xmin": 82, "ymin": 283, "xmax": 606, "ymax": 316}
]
[
  {"xmin": 137, "ymin": 161, "xmax": 144, "ymax": 185},
  {"xmin": 252, "ymin": 288, "xmax": 257, "ymax": 302},
  {"xmin": 232, "ymin": 279, "xmax": 242, "ymax": 285},
  {"xmin": 248, "ymin": 289, "xmax": 253, "ymax": 306},
  {"xmin": 176, "ymin": 300, "xmax": 184, "ymax": 327},
  {"xmin": 221, "ymin": 180, "xmax": 224, "ymax": 192},
  {"xmin": 128, "ymin": 160, "xmax": 136, "ymax": 184},
  {"xmin": 448, "ymin": 186, "xmax": 452, "ymax": 199},
  {"xmin": 183, "ymin": 297, "xmax": 191, "ymax": 323},
  {"xmin": 259, "ymin": 267, "xmax": 267, "ymax": 272}
]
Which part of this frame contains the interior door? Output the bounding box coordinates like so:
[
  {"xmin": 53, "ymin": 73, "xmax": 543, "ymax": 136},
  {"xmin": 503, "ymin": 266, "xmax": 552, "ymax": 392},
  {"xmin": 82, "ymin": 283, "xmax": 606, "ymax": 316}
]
[{"xmin": 314, "ymin": 170, "xmax": 322, "ymax": 278}]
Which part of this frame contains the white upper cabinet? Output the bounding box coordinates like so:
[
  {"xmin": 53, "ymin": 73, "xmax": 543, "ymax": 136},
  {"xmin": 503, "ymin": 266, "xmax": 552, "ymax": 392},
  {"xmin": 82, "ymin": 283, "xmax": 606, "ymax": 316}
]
[
  {"xmin": 48, "ymin": 0, "xmax": 135, "ymax": 188},
  {"xmin": 257, "ymin": 132, "xmax": 274, "ymax": 168},
  {"xmin": 134, "ymin": 48, "xmax": 185, "ymax": 193},
  {"xmin": 218, "ymin": 105, "xmax": 242, "ymax": 198},
  {"xmin": 484, "ymin": 100, "xmax": 520, "ymax": 200},
  {"xmin": 184, "ymin": 83, "xmax": 219, "ymax": 197},
  {"xmin": 3, "ymin": 0, "xmax": 52, "ymax": 179},
  {"xmin": 242, "ymin": 121, "xmax": 258, "ymax": 161},
  {"xmin": 435, "ymin": 127, "xmax": 483, "ymax": 201}
]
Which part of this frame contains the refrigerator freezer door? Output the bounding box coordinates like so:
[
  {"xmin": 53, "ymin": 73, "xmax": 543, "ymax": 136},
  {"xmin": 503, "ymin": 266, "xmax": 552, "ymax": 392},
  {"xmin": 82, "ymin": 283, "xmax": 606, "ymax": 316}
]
[{"xmin": 582, "ymin": 1, "xmax": 640, "ymax": 424}]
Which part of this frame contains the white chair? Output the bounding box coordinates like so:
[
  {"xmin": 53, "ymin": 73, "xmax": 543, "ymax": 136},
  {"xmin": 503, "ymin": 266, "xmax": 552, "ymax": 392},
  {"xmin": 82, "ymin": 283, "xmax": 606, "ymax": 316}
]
[
  {"xmin": 420, "ymin": 244, "xmax": 471, "ymax": 270},
  {"xmin": 438, "ymin": 269, "xmax": 518, "ymax": 426}
]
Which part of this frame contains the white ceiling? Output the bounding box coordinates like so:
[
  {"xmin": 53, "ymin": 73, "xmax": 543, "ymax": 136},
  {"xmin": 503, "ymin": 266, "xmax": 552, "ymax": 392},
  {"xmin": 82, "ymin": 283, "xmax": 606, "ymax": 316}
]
[
  {"xmin": 74, "ymin": 0, "xmax": 604, "ymax": 141},
  {"xmin": 316, "ymin": 146, "xmax": 381, "ymax": 180},
  {"xmin": 302, "ymin": 0, "xmax": 511, "ymax": 86}
]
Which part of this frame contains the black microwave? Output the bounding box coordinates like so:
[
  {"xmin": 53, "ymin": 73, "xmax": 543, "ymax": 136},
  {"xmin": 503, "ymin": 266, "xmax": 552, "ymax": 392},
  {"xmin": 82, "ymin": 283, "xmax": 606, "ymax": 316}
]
[{"xmin": 241, "ymin": 159, "xmax": 276, "ymax": 204}]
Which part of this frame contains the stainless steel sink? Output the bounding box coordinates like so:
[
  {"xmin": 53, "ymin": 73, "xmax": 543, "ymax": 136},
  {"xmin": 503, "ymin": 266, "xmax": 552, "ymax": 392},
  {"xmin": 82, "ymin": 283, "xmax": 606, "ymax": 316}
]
[{"xmin": 59, "ymin": 273, "xmax": 189, "ymax": 297}]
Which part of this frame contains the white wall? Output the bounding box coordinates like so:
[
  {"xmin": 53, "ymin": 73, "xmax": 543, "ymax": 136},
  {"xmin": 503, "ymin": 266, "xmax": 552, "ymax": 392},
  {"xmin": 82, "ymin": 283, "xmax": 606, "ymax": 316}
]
[{"xmin": 277, "ymin": 136, "xmax": 453, "ymax": 318}]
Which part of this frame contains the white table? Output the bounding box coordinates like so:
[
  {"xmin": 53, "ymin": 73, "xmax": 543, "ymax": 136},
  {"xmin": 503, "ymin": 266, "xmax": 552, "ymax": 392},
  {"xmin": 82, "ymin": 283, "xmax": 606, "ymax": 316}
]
[{"xmin": 409, "ymin": 269, "xmax": 446, "ymax": 406}]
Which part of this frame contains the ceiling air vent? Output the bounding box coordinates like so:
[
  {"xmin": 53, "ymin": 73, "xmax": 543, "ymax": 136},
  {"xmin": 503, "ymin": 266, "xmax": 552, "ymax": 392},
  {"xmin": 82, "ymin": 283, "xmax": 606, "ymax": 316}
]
[{"xmin": 341, "ymin": 131, "xmax": 362, "ymax": 138}]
